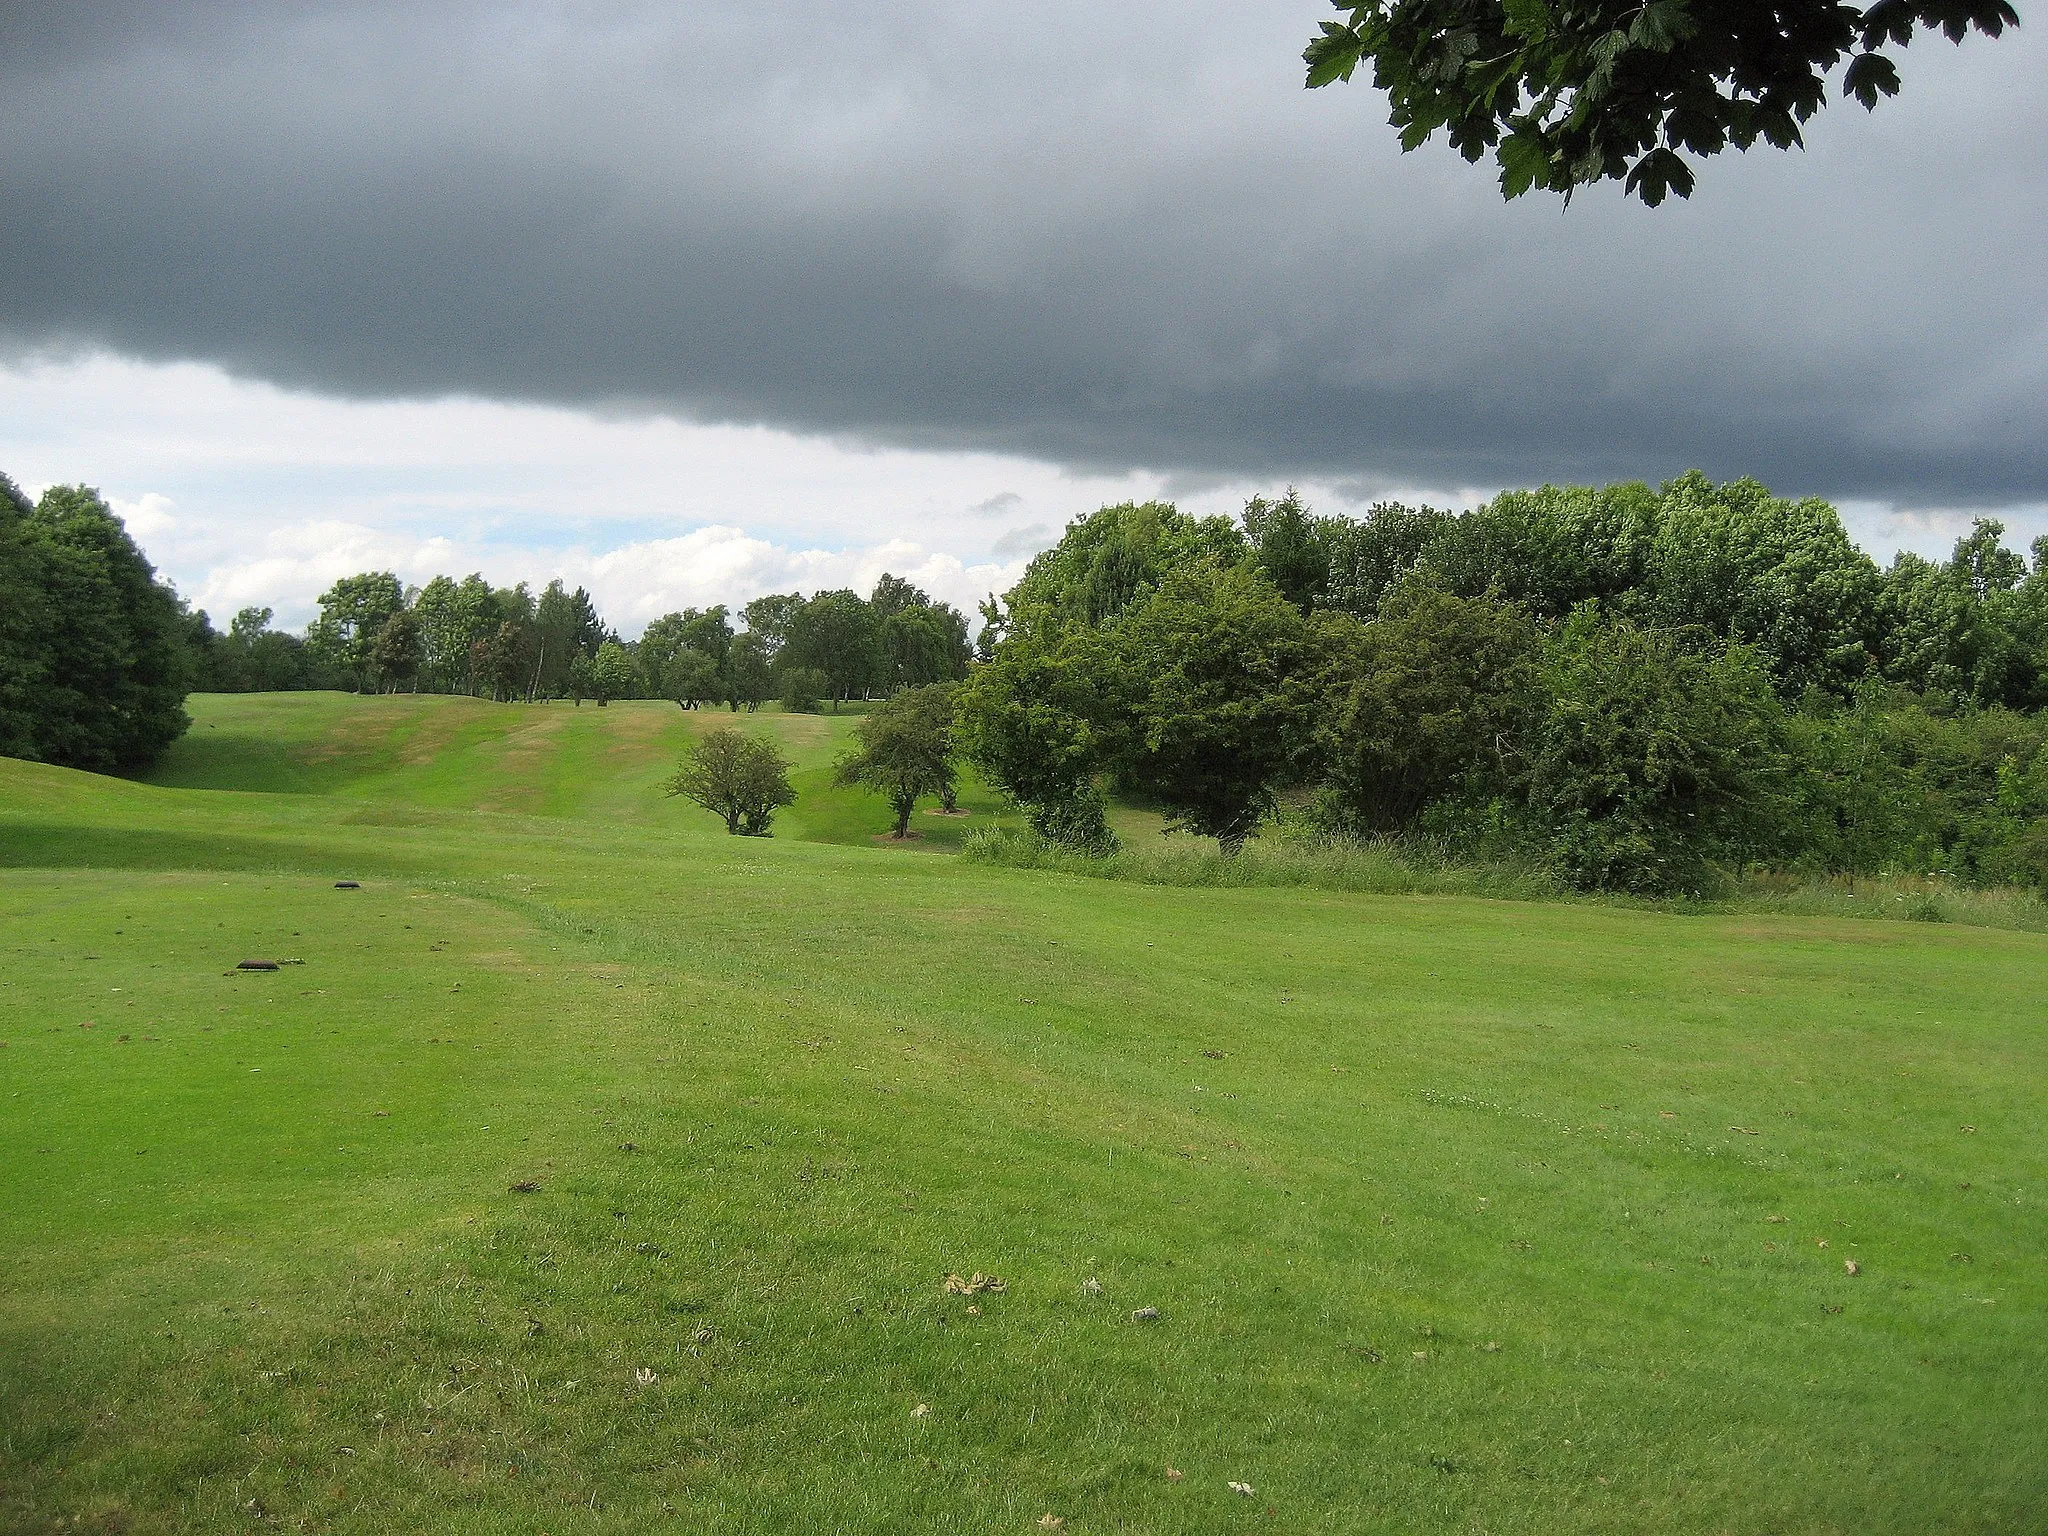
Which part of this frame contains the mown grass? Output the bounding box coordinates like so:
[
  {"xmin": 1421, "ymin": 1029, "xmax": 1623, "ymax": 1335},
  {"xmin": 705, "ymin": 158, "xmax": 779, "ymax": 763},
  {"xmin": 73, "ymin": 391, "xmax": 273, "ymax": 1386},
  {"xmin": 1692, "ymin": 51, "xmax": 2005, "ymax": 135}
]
[{"xmin": 2, "ymin": 692, "xmax": 2045, "ymax": 1533}]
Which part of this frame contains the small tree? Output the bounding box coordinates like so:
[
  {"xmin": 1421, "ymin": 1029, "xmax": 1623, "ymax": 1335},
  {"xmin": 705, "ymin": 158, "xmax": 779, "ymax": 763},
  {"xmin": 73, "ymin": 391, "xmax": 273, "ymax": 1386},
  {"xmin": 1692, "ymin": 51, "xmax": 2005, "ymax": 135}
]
[
  {"xmin": 590, "ymin": 640, "xmax": 635, "ymax": 706},
  {"xmin": 664, "ymin": 728, "xmax": 796, "ymax": 836},
  {"xmin": 780, "ymin": 666, "xmax": 829, "ymax": 713},
  {"xmin": 835, "ymin": 689, "xmax": 956, "ymax": 838},
  {"xmin": 567, "ymin": 651, "xmax": 595, "ymax": 706}
]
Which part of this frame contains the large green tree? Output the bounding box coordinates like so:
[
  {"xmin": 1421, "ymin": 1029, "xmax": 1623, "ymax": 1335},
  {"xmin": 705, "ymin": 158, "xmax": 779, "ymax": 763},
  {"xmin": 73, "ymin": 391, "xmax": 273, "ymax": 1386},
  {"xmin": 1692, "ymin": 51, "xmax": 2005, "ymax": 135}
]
[
  {"xmin": 1305, "ymin": 0, "xmax": 2020, "ymax": 206},
  {"xmin": 7, "ymin": 484, "xmax": 194, "ymax": 770},
  {"xmin": 0, "ymin": 472, "xmax": 51, "ymax": 760},
  {"xmin": 957, "ymin": 622, "xmax": 1118, "ymax": 843},
  {"xmin": 1105, "ymin": 561, "xmax": 1338, "ymax": 853},
  {"xmin": 726, "ymin": 632, "xmax": 775, "ymax": 711},
  {"xmin": 1002, "ymin": 501, "xmax": 1248, "ymax": 633},
  {"xmin": 1526, "ymin": 609, "xmax": 1794, "ymax": 893},
  {"xmin": 785, "ymin": 590, "xmax": 881, "ymax": 707},
  {"xmin": 1318, "ymin": 582, "xmax": 1545, "ymax": 832},
  {"xmin": 308, "ymin": 572, "xmax": 404, "ymax": 692},
  {"xmin": 1641, "ymin": 471, "xmax": 1883, "ymax": 697}
]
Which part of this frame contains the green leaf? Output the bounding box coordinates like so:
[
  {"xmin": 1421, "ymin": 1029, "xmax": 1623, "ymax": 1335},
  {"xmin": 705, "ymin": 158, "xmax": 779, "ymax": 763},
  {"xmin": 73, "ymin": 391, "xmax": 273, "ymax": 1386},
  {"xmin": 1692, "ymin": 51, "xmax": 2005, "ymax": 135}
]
[
  {"xmin": 1303, "ymin": 23, "xmax": 1365, "ymax": 88},
  {"xmin": 1842, "ymin": 51, "xmax": 1901, "ymax": 111},
  {"xmin": 1627, "ymin": 0, "xmax": 1698, "ymax": 53},
  {"xmin": 1500, "ymin": 0, "xmax": 1552, "ymax": 42},
  {"xmin": 1623, "ymin": 146, "xmax": 1695, "ymax": 207},
  {"xmin": 1498, "ymin": 131, "xmax": 1554, "ymax": 199}
]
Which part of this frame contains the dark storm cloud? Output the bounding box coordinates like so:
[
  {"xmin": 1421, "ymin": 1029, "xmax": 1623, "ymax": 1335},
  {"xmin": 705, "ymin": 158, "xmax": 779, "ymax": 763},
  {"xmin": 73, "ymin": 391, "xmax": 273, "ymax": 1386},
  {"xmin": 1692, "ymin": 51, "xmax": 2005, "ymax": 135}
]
[{"xmin": 2, "ymin": 1, "xmax": 2043, "ymax": 504}]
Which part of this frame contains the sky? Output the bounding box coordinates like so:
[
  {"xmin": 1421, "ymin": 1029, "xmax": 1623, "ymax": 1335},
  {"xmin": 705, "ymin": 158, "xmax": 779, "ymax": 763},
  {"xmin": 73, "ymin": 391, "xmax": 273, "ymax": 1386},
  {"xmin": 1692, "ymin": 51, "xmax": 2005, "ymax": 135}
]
[{"xmin": 2, "ymin": 2, "xmax": 2043, "ymax": 634}]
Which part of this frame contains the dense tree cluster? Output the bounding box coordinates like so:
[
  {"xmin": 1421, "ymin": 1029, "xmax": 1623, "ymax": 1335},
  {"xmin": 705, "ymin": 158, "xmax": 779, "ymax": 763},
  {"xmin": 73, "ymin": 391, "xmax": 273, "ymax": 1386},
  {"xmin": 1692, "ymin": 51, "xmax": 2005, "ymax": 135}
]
[
  {"xmin": 962, "ymin": 479, "xmax": 2048, "ymax": 894},
  {"xmin": 0, "ymin": 475, "xmax": 194, "ymax": 770}
]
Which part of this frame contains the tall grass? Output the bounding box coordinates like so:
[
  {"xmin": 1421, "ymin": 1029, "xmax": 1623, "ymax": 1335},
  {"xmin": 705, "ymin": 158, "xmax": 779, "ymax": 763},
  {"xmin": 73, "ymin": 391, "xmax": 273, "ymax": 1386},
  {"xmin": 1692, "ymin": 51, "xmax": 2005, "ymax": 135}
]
[{"xmin": 962, "ymin": 824, "xmax": 2048, "ymax": 933}]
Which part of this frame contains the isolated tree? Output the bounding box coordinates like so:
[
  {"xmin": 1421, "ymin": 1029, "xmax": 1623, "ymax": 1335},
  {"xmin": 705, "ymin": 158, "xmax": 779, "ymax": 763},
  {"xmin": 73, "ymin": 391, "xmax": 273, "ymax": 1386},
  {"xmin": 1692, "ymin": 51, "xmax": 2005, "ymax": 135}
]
[
  {"xmin": 1304, "ymin": 0, "xmax": 2020, "ymax": 206},
  {"xmin": 835, "ymin": 688, "xmax": 958, "ymax": 838},
  {"xmin": 664, "ymin": 728, "xmax": 796, "ymax": 835},
  {"xmin": 589, "ymin": 640, "xmax": 635, "ymax": 706},
  {"xmin": 567, "ymin": 651, "xmax": 596, "ymax": 706}
]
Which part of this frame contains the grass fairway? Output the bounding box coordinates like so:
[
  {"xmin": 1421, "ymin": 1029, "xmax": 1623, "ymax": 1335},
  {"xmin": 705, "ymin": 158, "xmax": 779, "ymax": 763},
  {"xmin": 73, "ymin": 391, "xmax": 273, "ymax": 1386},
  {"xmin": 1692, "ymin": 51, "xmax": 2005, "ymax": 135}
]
[{"xmin": 2, "ymin": 693, "xmax": 2045, "ymax": 1533}]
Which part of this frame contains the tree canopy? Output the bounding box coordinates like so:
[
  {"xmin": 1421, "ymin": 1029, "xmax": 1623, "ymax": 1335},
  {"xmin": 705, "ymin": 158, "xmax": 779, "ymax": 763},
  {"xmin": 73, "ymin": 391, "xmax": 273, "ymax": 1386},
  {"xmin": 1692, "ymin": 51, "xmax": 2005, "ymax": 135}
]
[{"xmin": 1304, "ymin": 0, "xmax": 2021, "ymax": 205}]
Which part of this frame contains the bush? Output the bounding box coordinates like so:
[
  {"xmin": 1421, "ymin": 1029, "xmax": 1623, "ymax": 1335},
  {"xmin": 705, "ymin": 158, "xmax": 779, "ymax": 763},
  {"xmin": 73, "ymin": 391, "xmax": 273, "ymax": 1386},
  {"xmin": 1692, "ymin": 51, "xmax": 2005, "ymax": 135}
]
[
  {"xmin": 1024, "ymin": 781, "xmax": 1116, "ymax": 853},
  {"xmin": 780, "ymin": 666, "xmax": 829, "ymax": 713}
]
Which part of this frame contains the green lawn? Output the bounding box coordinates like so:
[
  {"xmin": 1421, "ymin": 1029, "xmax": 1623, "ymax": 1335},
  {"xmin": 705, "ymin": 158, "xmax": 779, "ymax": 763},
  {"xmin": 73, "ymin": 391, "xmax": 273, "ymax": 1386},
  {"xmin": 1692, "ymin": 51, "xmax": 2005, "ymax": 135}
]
[{"xmin": 2, "ymin": 692, "xmax": 2044, "ymax": 1533}]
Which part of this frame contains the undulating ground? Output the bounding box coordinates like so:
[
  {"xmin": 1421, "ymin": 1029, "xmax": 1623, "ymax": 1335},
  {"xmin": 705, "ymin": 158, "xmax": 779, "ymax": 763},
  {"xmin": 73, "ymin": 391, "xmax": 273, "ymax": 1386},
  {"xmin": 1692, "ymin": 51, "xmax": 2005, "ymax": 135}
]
[{"xmin": 1, "ymin": 693, "xmax": 2043, "ymax": 1534}]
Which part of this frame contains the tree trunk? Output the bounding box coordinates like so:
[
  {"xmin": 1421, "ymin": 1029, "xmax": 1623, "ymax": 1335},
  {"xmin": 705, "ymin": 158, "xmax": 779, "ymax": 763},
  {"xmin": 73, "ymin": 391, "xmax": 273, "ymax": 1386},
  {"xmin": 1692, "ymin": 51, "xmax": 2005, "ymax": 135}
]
[{"xmin": 894, "ymin": 794, "xmax": 915, "ymax": 838}]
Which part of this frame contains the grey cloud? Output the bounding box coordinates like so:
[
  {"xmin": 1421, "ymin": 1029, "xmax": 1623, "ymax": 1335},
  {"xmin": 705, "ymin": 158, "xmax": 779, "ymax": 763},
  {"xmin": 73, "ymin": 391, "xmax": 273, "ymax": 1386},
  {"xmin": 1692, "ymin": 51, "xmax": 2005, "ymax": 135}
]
[
  {"xmin": 969, "ymin": 491, "xmax": 1024, "ymax": 517},
  {"xmin": 2, "ymin": 2, "xmax": 2043, "ymax": 505},
  {"xmin": 990, "ymin": 522, "xmax": 1053, "ymax": 559}
]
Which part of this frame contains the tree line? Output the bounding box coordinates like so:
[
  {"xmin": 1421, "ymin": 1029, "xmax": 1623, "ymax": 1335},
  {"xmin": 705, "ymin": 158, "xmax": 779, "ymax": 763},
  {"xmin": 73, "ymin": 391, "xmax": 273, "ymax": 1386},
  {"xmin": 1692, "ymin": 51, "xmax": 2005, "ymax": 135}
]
[
  {"xmin": 0, "ymin": 468, "xmax": 973, "ymax": 771},
  {"xmin": 209, "ymin": 565, "xmax": 972, "ymax": 712},
  {"xmin": 958, "ymin": 475, "xmax": 2048, "ymax": 895}
]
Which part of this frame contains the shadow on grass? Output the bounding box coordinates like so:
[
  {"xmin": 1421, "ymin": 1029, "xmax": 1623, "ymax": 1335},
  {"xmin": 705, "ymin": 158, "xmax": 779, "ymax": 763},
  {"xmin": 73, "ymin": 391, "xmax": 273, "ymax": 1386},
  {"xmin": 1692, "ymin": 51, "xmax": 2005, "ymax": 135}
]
[{"xmin": 0, "ymin": 820, "xmax": 416, "ymax": 878}]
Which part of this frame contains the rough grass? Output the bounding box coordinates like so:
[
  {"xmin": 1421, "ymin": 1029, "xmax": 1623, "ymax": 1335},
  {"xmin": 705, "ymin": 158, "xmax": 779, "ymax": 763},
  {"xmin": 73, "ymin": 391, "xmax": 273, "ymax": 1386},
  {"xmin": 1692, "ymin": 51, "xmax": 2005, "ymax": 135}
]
[
  {"xmin": 963, "ymin": 826, "xmax": 2048, "ymax": 935},
  {"xmin": 2, "ymin": 692, "xmax": 2045, "ymax": 1534}
]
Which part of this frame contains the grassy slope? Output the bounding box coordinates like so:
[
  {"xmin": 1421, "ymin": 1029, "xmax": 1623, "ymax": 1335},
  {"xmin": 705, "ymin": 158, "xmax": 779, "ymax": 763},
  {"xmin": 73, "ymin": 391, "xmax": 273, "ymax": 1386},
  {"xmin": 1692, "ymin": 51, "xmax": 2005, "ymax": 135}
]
[
  {"xmin": 1, "ymin": 694, "xmax": 2044, "ymax": 1533},
  {"xmin": 137, "ymin": 691, "xmax": 1020, "ymax": 848}
]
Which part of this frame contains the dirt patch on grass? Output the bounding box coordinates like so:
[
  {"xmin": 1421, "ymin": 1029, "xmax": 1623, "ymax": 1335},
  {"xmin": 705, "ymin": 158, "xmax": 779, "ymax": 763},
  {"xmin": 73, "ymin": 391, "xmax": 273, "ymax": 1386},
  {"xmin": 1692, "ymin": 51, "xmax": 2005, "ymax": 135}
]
[{"xmin": 871, "ymin": 831, "xmax": 948, "ymax": 850}]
